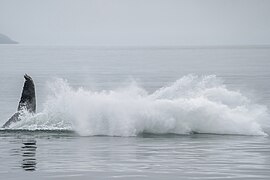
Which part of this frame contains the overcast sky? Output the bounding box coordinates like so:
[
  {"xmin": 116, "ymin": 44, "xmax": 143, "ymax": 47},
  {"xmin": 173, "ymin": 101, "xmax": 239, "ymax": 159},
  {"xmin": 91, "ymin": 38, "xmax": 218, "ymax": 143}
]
[{"xmin": 1, "ymin": 0, "xmax": 270, "ymax": 46}]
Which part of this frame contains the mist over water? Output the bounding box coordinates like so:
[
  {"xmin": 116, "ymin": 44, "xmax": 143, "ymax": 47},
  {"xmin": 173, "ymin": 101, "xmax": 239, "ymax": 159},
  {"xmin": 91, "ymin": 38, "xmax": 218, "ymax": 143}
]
[
  {"xmin": 10, "ymin": 75, "xmax": 269, "ymax": 136},
  {"xmin": 1, "ymin": 1, "xmax": 270, "ymax": 179}
]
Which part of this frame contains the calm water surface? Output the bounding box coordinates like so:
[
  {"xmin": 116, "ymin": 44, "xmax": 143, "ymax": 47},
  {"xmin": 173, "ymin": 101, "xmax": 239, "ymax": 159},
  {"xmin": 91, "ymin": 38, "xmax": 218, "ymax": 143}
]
[{"xmin": 0, "ymin": 45, "xmax": 270, "ymax": 179}]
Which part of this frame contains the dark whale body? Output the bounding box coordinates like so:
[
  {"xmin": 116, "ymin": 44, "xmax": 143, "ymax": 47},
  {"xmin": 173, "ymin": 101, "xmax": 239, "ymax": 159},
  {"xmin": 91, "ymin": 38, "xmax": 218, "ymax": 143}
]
[{"xmin": 2, "ymin": 74, "xmax": 36, "ymax": 128}]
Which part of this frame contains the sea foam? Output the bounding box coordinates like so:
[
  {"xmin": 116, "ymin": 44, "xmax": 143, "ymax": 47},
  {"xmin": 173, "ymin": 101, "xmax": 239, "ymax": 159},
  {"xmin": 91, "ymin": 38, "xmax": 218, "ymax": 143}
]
[{"xmin": 12, "ymin": 75, "xmax": 270, "ymax": 136}]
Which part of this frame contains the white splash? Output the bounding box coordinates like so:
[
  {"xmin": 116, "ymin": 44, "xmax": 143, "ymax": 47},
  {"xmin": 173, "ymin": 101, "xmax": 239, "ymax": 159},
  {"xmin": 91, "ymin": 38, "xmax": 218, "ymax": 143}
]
[{"xmin": 12, "ymin": 75, "xmax": 270, "ymax": 136}]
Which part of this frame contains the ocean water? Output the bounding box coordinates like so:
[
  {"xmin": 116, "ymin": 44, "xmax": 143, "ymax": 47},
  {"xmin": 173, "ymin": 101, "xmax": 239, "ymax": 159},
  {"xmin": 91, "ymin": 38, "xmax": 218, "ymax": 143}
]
[{"xmin": 0, "ymin": 45, "xmax": 270, "ymax": 179}]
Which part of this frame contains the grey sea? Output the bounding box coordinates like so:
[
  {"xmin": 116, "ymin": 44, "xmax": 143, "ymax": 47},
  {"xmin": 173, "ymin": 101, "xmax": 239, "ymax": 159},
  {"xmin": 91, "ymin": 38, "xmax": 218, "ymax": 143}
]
[{"xmin": 1, "ymin": 45, "xmax": 270, "ymax": 180}]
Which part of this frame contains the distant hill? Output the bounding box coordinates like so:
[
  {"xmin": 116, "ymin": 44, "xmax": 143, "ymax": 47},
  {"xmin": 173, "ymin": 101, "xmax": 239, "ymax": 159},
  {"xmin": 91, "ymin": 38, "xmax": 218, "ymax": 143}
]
[{"xmin": 0, "ymin": 34, "xmax": 18, "ymax": 44}]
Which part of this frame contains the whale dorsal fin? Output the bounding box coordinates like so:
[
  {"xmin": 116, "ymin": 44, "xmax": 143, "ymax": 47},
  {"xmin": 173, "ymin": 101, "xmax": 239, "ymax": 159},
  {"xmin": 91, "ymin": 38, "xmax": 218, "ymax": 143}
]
[{"xmin": 18, "ymin": 74, "xmax": 36, "ymax": 113}]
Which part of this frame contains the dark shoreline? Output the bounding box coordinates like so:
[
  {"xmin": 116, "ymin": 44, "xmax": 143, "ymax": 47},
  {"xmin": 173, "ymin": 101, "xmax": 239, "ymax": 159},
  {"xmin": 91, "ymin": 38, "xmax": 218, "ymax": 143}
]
[{"xmin": 0, "ymin": 33, "xmax": 18, "ymax": 44}]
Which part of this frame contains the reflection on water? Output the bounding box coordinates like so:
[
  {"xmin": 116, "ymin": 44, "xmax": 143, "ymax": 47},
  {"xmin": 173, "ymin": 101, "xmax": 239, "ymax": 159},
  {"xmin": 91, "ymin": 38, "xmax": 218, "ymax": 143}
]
[
  {"xmin": 21, "ymin": 139, "xmax": 37, "ymax": 171},
  {"xmin": 2, "ymin": 131, "xmax": 270, "ymax": 179}
]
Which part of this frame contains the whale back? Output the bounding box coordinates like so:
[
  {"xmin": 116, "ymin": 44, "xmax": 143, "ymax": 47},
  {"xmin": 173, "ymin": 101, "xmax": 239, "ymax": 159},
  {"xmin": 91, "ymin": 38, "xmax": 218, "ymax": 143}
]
[{"xmin": 2, "ymin": 74, "xmax": 36, "ymax": 128}]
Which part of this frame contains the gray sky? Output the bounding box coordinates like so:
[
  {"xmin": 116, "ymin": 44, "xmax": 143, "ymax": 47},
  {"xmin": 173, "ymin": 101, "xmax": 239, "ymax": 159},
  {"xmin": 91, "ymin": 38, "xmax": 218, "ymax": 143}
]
[{"xmin": 1, "ymin": 0, "xmax": 270, "ymax": 46}]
